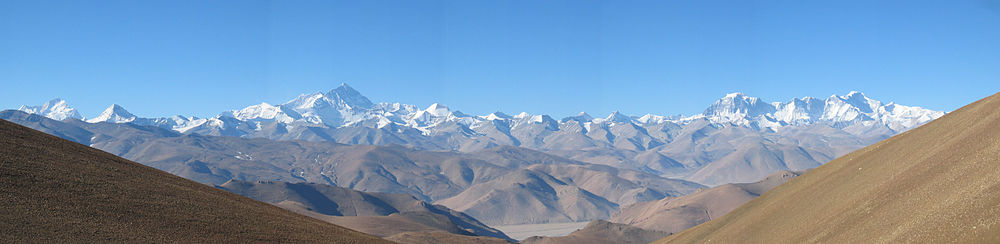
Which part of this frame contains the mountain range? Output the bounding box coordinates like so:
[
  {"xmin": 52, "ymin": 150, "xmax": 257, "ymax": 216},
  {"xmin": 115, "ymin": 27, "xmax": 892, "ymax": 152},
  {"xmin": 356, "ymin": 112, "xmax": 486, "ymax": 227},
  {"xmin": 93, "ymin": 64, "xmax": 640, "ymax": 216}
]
[
  {"xmin": 14, "ymin": 84, "xmax": 944, "ymax": 186},
  {"xmin": 0, "ymin": 109, "xmax": 704, "ymax": 226},
  {"xmin": 7, "ymin": 85, "xmax": 995, "ymax": 243},
  {"xmin": 29, "ymin": 84, "xmax": 942, "ymax": 138}
]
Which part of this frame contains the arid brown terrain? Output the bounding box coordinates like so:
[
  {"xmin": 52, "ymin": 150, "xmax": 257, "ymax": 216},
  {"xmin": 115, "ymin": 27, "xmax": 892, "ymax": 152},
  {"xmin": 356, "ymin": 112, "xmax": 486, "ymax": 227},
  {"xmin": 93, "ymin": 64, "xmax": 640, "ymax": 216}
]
[
  {"xmin": 520, "ymin": 220, "xmax": 670, "ymax": 244},
  {"xmin": 659, "ymin": 92, "xmax": 1000, "ymax": 243},
  {"xmin": 218, "ymin": 179, "xmax": 513, "ymax": 242},
  {"xmin": 0, "ymin": 119, "xmax": 389, "ymax": 243},
  {"xmin": 612, "ymin": 170, "xmax": 799, "ymax": 234}
]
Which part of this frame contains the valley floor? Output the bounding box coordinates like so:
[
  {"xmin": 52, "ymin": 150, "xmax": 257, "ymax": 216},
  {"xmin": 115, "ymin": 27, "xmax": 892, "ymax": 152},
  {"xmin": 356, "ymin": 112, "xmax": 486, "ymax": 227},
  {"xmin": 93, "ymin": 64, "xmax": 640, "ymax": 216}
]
[{"xmin": 494, "ymin": 221, "xmax": 591, "ymax": 240}]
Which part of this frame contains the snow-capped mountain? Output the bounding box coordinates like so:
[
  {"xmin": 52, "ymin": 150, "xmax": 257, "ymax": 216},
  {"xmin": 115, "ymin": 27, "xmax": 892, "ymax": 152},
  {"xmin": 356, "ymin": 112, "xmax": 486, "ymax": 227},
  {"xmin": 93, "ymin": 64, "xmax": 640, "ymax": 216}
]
[
  {"xmin": 692, "ymin": 91, "xmax": 945, "ymax": 131},
  {"xmin": 73, "ymin": 103, "xmax": 207, "ymax": 133},
  {"xmin": 12, "ymin": 84, "xmax": 944, "ymax": 141},
  {"xmin": 87, "ymin": 104, "xmax": 138, "ymax": 123},
  {"xmin": 17, "ymin": 98, "xmax": 83, "ymax": 121},
  {"xmin": 5, "ymin": 85, "xmax": 948, "ymax": 185}
]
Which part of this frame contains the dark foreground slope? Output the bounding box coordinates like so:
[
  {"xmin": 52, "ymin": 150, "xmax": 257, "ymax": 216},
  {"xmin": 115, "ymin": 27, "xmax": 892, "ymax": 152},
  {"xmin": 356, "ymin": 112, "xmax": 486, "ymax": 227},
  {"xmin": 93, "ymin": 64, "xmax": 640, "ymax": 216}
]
[
  {"xmin": 0, "ymin": 119, "xmax": 389, "ymax": 243},
  {"xmin": 659, "ymin": 92, "xmax": 1000, "ymax": 243}
]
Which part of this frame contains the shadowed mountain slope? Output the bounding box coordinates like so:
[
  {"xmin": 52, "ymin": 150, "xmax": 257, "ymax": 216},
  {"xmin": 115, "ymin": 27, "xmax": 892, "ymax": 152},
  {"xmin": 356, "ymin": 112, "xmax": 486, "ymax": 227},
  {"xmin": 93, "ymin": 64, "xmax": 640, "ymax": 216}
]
[
  {"xmin": 218, "ymin": 179, "xmax": 512, "ymax": 241},
  {"xmin": 659, "ymin": 92, "xmax": 1000, "ymax": 243},
  {"xmin": 0, "ymin": 119, "xmax": 388, "ymax": 243}
]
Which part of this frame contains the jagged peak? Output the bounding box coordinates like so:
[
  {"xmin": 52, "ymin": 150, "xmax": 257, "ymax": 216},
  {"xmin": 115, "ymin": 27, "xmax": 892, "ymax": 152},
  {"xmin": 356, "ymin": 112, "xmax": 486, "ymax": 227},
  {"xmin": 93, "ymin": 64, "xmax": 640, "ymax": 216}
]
[
  {"xmin": 843, "ymin": 90, "xmax": 866, "ymax": 98},
  {"xmin": 606, "ymin": 111, "xmax": 633, "ymax": 123},
  {"xmin": 724, "ymin": 92, "xmax": 747, "ymax": 98},
  {"xmin": 87, "ymin": 104, "xmax": 137, "ymax": 123},
  {"xmin": 485, "ymin": 111, "xmax": 512, "ymax": 121},
  {"xmin": 423, "ymin": 103, "xmax": 451, "ymax": 117},
  {"xmin": 330, "ymin": 82, "xmax": 356, "ymax": 94},
  {"xmin": 17, "ymin": 98, "xmax": 83, "ymax": 121},
  {"xmin": 426, "ymin": 103, "xmax": 448, "ymax": 110},
  {"xmin": 106, "ymin": 104, "xmax": 131, "ymax": 113},
  {"xmin": 326, "ymin": 83, "xmax": 374, "ymax": 109},
  {"xmin": 715, "ymin": 92, "xmax": 765, "ymax": 105},
  {"xmin": 704, "ymin": 92, "xmax": 774, "ymax": 118}
]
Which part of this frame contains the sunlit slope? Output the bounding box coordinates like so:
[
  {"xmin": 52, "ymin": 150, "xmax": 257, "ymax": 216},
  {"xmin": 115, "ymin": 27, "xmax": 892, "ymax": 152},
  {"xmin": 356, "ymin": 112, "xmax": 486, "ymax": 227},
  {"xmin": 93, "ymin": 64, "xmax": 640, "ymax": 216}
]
[
  {"xmin": 0, "ymin": 119, "xmax": 389, "ymax": 243},
  {"xmin": 659, "ymin": 92, "xmax": 1000, "ymax": 243}
]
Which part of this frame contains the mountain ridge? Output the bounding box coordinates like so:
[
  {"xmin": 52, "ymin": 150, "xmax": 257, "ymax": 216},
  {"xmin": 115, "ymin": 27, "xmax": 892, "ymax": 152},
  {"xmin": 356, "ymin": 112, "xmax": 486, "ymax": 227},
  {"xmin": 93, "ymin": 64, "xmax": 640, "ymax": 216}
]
[
  {"xmin": 15, "ymin": 85, "xmax": 943, "ymax": 135},
  {"xmin": 9, "ymin": 86, "xmax": 945, "ymax": 186}
]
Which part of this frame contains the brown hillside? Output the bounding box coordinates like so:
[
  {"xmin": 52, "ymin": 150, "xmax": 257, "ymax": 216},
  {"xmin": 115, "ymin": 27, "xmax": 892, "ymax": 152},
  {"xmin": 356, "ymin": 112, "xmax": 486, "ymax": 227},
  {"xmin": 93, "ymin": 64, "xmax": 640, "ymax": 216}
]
[
  {"xmin": 385, "ymin": 231, "xmax": 513, "ymax": 244},
  {"xmin": 520, "ymin": 220, "xmax": 670, "ymax": 244},
  {"xmin": 659, "ymin": 92, "xmax": 1000, "ymax": 243},
  {"xmin": 612, "ymin": 170, "xmax": 799, "ymax": 234},
  {"xmin": 218, "ymin": 179, "xmax": 512, "ymax": 241},
  {"xmin": 0, "ymin": 119, "xmax": 389, "ymax": 243}
]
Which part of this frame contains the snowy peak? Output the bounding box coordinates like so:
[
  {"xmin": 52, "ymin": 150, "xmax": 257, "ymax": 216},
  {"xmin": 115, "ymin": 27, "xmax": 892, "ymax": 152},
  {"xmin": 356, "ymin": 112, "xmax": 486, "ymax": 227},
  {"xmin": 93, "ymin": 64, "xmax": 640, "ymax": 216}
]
[
  {"xmin": 603, "ymin": 111, "xmax": 634, "ymax": 124},
  {"xmin": 226, "ymin": 102, "xmax": 300, "ymax": 123},
  {"xmin": 88, "ymin": 104, "xmax": 137, "ymax": 123},
  {"xmin": 285, "ymin": 92, "xmax": 328, "ymax": 110},
  {"xmin": 18, "ymin": 98, "xmax": 83, "ymax": 121},
  {"xmin": 696, "ymin": 91, "xmax": 943, "ymax": 130},
  {"xmin": 703, "ymin": 92, "xmax": 776, "ymax": 123},
  {"xmin": 772, "ymin": 97, "xmax": 825, "ymax": 124},
  {"xmin": 424, "ymin": 103, "xmax": 451, "ymax": 117},
  {"xmin": 485, "ymin": 112, "xmax": 513, "ymax": 121},
  {"xmin": 837, "ymin": 91, "xmax": 879, "ymax": 113},
  {"xmin": 326, "ymin": 83, "xmax": 374, "ymax": 109}
]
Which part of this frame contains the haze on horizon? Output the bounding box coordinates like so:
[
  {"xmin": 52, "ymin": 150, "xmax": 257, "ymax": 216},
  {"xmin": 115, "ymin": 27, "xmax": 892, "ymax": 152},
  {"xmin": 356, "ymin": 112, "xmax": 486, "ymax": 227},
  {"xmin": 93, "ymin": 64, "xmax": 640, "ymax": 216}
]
[{"xmin": 2, "ymin": 0, "xmax": 999, "ymax": 118}]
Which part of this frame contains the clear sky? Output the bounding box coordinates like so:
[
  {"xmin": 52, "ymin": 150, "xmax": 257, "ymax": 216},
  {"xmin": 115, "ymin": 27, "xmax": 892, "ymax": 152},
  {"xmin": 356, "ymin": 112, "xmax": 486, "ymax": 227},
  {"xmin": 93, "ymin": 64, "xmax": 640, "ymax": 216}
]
[{"xmin": 2, "ymin": 0, "xmax": 999, "ymax": 118}]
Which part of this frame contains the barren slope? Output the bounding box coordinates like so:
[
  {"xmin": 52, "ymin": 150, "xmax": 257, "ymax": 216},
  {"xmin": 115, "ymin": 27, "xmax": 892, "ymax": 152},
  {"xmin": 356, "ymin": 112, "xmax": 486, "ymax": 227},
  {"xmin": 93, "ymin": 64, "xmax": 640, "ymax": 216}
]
[
  {"xmin": 0, "ymin": 119, "xmax": 388, "ymax": 243},
  {"xmin": 659, "ymin": 92, "xmax": 1000, "ymax": 243},
  {"xmin": 437, "ymin": 169, "xmax": 619, "ymax": 225},
  {"xmin": 612, "ymin": 170, "xmax": 799, "ymax": 234},
  {"xmin": 386, "ymin": 231, "xmax": 513, "ymax": 244},
  {"xmin": 520, "ymin": 220, "xmax": 669, "ymax": 244},
  {"xmin": 218, "ymin": 179, "xmax": 511, "ymax": 241}
]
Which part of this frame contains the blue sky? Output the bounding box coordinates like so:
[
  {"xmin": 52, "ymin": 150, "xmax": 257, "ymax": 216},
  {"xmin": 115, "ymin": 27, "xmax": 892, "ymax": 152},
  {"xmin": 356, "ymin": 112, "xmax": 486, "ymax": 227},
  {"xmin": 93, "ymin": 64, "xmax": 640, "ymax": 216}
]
[{"xmin": 2, "ymin": 0, "xmax": 999, "ymax": 118}]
